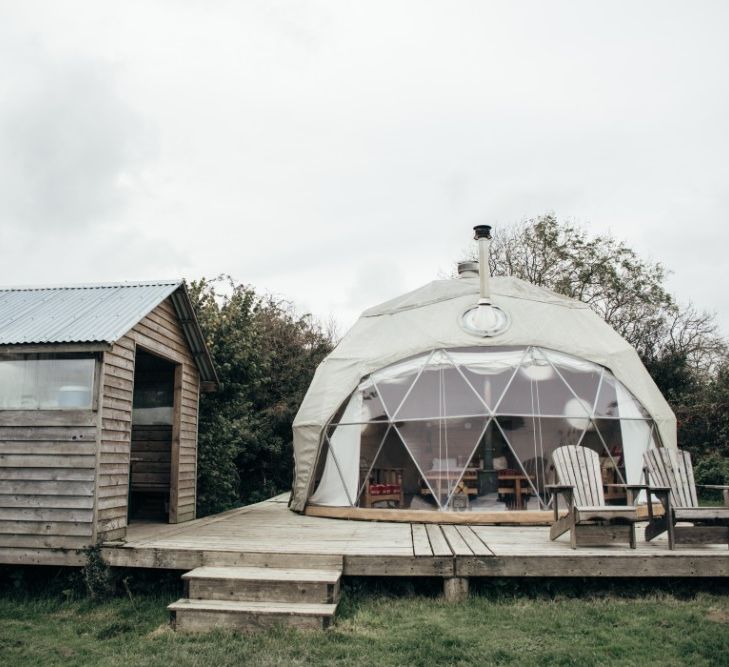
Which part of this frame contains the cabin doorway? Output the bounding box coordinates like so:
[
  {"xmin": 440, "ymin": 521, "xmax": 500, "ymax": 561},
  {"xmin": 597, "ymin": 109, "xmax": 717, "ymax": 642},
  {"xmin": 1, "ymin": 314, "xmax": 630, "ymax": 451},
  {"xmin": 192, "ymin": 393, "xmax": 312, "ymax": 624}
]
[{"xmin": 128, "ymin": 349, "xmax": 178, "ymax": 523}]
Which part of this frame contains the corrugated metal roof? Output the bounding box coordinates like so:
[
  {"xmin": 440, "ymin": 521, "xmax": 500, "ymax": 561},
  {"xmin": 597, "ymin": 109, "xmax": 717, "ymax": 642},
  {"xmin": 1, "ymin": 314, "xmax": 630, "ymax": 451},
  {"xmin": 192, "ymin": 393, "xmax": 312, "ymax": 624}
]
[
  {"xmin": 0, "ymin": 280, "xmax": 218, "ymax": 386},
  {"xmin": 0, "ymin": 280, "xmax": 181, "ymax": 345}
]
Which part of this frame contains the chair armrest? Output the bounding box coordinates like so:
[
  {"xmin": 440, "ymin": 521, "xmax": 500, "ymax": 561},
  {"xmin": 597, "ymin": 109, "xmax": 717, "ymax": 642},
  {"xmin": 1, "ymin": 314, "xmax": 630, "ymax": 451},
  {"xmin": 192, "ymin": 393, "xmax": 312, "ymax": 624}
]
[
  {"xmin": 697, "ymin": 484, "xmax": 729, "ymax": 490},
  {"xmin": 643, "ymin": 485, "xmax": 672, "ymax": 516},
  {"xmin": 546, "ymin": 484, "xmax": 574, "ymax": 519}
]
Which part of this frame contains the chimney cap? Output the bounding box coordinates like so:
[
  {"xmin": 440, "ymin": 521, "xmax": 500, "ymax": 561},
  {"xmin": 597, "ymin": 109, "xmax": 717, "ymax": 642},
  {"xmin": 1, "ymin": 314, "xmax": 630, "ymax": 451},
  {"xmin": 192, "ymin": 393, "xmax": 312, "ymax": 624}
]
[
  {"xmin": 473, "ymin": 225, "xmax": 492, "ymax": 240},
  {"xmin": 457, "ymin": 261, "xmax": 479, "ymax": 278}
]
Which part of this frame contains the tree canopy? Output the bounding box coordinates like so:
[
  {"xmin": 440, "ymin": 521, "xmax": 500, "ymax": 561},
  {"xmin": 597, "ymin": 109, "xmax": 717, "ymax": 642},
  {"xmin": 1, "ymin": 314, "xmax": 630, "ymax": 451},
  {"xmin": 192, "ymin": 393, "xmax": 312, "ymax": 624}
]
[
  {"xmin": 480, "ymin": 215, "xmax": 725, "ymax": 373},
  {"xmin": 187, "ymin": 276, "xmax": 334, "ymax": 516},
  {"xmin": 470, "ymin": 215, "xmax": 728, "ymax": 487}
]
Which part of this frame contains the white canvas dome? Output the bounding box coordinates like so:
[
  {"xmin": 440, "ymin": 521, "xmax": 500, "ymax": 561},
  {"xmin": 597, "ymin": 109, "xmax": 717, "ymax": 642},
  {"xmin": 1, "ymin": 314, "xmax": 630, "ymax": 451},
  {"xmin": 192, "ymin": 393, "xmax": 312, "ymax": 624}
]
[{"xmin": 290, "ymin": 275, "xmax": 676, "ymax": 513}]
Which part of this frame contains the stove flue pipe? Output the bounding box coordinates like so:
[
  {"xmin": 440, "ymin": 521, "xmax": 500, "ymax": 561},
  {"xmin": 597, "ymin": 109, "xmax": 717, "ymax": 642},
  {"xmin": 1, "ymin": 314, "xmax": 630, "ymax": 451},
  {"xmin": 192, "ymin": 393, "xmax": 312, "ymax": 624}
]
[{"xmin": 473, "ymin": 225, "xmax": 492, "ymax": 305}]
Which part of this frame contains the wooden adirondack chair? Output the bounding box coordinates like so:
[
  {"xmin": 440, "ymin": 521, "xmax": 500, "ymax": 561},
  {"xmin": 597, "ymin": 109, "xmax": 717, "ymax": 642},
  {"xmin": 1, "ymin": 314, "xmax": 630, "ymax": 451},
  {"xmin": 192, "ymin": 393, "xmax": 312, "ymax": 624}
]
[
  {"xmin": 643, "ymin": 448, "xmax": 729, "ymax": 549},
  {"xmin": 548, "ymin": 446, "xmax": 647, "ymax": 549}
]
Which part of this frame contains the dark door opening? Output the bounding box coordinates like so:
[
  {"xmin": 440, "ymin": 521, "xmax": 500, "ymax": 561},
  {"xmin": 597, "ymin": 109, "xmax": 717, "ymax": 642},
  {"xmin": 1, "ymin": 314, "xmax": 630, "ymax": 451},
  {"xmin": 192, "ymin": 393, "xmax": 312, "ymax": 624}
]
[{"xmin": 129, "ymin": 349, "xmax": 177, "ymax": 522}]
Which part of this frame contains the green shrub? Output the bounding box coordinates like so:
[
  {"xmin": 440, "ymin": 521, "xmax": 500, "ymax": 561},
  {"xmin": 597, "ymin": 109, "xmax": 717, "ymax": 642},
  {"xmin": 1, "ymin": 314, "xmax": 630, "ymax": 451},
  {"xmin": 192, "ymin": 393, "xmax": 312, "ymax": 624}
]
[
  {"xmin": 693, "ymin": 455, "xmax": 729, "ymax": 502},
  {"xmin": 187, "ymin": 277, "xmax": 334, "ymax": 516}
]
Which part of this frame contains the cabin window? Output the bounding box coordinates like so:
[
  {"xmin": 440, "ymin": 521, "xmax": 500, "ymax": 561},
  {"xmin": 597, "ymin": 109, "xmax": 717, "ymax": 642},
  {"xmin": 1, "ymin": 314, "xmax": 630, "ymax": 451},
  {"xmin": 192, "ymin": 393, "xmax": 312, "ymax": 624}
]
[{"xmin": 0, "ymin": 354, "xmax": 95, "ymax": 410}]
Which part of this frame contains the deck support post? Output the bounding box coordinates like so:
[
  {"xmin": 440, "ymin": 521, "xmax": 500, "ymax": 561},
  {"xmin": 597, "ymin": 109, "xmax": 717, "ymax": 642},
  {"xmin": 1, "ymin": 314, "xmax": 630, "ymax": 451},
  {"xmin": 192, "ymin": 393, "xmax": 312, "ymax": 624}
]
[{"xmin": 443, "ymin": 577, "xmax": 469, "ymax": 602}]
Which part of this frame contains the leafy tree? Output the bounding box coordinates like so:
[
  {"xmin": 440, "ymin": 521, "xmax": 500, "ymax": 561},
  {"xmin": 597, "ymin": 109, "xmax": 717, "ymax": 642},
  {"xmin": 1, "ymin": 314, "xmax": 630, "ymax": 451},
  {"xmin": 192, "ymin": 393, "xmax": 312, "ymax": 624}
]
[
  {"xmin": 469, "ymin": 215, "xmax": 728, "ymax": 479},
  {"xmin": 480, "ymin": 215, "xmax": 725, "ymax": 373},
  {"xmin": 187, "ymin": 276, "xmax": 334, "ymax": 516},
  {"xmin": 676, "ymin": 359, "xmax": 729, "ymax": 458}
]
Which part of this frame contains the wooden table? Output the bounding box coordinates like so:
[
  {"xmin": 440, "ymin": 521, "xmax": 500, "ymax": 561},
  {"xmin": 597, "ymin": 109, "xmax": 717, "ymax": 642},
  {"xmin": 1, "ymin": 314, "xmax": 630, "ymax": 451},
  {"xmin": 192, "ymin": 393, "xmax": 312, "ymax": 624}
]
[
  {"xmin": 497, "ymin": 474, "xmax": 535, "ymax": 510},
  {"xmin": 421, "ymin": 468, "xmax": 479, "ymax": 503}
]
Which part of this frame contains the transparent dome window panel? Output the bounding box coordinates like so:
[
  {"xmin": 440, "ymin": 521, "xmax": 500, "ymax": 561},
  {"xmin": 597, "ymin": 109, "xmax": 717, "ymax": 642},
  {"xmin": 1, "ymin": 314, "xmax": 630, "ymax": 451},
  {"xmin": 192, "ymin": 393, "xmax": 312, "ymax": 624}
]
[
  {"xmin": 371, "ymin": 354, "xmax": 429, "ymax": 419},
  {"xmin": 580, "ymin": 420, "xmax": 627, "ymax": 488},
  {"xmin": 542, "ymin": 349, "xmax": 604, "ymax": 409},
  {"xmin": 449, "ymin": 347, "xmax": 525, "ymax": 412},
  {"xmin": 491, "ymin": 416, "xmax": 565, "ymax": 507},
  {"xmin": 319, "ymin": 345, "xmax": 661, "ymax": 512},
  {"xmin": 486, "ymin": 418, "xmax": 542, "ymax": 510},
  {"xmin": 361, "ymin": 383, "xmax": 389, "ymax": 422},
  {"xmin": 593, "ymin": 374, "xmax": 651, "ymax": 420},
  {"xmin": 358, "ymin": 427, "xmax": 434, "ymax": 510},
  {"xmin": 394, "ymin": 416, "xmax": 490, "ymax": 509},
  {"xmin": 649, "ymin": 421, "xmax": 664, "ymax": 449},
  {"xmin": 331, "ymin": 381, "xmax": 389, "ymax": 425},
  {"xmin": 355, "ymin": 422, "xmax": 392, "ymax": 500},
  {"xmin": 592, "ymin": 416, "xmax": 656, "ymax": 486},
  {"xmin": 496, "ymin": 349, "xmax": 593, "ymax": 419},
  {"xmin": 447, "ymin": 423, "xmax": 505, "ymax": 511},
  {"xmin": 395, "ymin": 362, "xmax": 488, "ymax": 420}
]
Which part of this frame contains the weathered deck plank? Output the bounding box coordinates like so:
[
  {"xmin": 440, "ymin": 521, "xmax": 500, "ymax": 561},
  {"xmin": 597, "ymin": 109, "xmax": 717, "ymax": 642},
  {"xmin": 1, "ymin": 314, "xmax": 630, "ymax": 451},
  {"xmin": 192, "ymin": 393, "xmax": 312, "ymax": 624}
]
[
  {"xmin": 456, "ymin": 526, "xmax": 493, "ymax": 556},
  {"xmin": 441, "ymin": 525, "xmax": 473, "ymax": 556},
  {"xmin": 425, "ymin": 524, "xmax": 453, "ymax": 557},
  {"xmin": 9, "ymin": 495, "xmax": 715, "ymax": 578},
  {"xmin": 412, "ymin": 524, "xmax": 432, "ymax": 557}
]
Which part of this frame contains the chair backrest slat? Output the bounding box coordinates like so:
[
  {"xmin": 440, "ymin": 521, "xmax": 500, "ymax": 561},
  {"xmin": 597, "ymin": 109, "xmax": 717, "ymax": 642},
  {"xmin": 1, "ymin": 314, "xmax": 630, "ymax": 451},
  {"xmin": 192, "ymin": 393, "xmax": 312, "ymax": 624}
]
[
  {"xmin": 646, "ymin": 449, "xmax": 669, "ymax": 497},
  {"xmin": 665, "ymin": 449, "xmax": 683, "ymax": 505},
  {"xmin": 643, "ymin": 448, "xmax": 698, "ymax": 508},
  {"xmin": 683, "ymin": 451, "xmax": 698, "ymax": 506},
  {"xmin": 553, "ymin": 446, "xmax": 605, "ymax": 507}
]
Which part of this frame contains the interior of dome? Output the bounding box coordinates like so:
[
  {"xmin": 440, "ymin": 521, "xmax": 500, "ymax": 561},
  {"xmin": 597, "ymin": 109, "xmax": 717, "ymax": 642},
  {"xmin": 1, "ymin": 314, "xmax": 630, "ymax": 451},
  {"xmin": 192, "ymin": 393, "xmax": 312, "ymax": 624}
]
[{"xmin": 309, "ymin": 345, "xmax": 661, "ymax": 513}]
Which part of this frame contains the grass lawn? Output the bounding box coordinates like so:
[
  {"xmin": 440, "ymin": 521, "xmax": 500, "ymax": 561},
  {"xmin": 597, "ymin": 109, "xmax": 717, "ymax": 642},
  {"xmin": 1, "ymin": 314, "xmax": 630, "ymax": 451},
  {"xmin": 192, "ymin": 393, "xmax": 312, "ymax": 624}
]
[{"xmin": 1, "ymin": 574, "xmax": 729, "ymax": 667}]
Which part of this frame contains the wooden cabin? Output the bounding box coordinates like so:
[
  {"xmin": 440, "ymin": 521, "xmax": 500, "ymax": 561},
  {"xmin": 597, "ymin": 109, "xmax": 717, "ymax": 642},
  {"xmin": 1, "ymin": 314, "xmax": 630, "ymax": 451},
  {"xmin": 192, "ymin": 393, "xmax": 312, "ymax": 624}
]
[{"xmin": 0, "ymin": 281, "xmax": 217, "ymax": 556}]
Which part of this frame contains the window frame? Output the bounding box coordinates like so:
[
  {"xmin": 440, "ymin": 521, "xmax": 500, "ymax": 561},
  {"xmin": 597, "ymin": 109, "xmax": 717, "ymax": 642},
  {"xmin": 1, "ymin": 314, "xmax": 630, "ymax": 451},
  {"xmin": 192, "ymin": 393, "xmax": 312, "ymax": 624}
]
[{"xmin": 0, "ymin": 351, "xmax": 100, "ymax": 412}]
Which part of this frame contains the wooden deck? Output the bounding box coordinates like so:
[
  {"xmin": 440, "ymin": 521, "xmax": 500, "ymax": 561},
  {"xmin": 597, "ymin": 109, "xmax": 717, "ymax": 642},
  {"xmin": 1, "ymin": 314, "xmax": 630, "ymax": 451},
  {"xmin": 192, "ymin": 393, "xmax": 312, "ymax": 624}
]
[
  {"xmin": 5, "ymin": 495, "xmax": 726, "ymax": 578},
  {"xmin": 94, "ymin": 495, "xmax": 729, "ymax": 578}
]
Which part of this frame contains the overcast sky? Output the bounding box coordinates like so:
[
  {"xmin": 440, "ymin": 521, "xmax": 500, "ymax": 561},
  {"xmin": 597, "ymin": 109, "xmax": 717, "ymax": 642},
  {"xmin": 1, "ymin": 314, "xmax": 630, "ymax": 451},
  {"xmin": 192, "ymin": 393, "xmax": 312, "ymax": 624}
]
[{"xmin": 1, "ymin": 1, "xmax": 727, "ymax": 334}]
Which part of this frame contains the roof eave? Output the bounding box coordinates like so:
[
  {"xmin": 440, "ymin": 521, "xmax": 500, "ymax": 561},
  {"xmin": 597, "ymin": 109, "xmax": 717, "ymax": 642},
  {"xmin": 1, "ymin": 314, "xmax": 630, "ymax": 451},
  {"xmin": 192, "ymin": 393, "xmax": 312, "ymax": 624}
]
[
  {"xmin": 0, "ymin": 342, "xmax": 112, "ymax": 355},
  {"xmin": 168, "ymin": 284, "xmax": 220, "ymax": 390}
]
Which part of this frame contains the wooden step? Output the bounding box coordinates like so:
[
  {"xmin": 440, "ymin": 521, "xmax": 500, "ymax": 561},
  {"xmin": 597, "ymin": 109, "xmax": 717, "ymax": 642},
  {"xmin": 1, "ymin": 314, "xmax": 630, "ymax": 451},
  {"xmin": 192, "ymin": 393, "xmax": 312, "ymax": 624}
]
[
  {"xmin": 182, "ymin": 566, "xmax": 341, "ymax": 603},
  {"xmin": 168, "ymin": 598, "xmax": 337, "ymax": 631}
]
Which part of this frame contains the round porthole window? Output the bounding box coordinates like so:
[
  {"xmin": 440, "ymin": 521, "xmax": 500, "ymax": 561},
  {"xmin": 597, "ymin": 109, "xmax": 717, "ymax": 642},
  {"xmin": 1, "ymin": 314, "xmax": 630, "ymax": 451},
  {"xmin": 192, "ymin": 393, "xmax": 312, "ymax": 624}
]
[{"xmin": 459, "ymin": 303, "xmax": 510, "ymax": 337}]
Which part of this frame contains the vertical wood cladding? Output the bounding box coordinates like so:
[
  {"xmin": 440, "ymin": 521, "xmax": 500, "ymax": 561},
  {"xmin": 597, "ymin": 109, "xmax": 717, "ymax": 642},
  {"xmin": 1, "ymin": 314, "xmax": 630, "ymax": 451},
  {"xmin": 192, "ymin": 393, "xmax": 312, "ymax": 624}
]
[{"xmin": 96, "ymin": 297, "xmax": 200, "ymax": 541}]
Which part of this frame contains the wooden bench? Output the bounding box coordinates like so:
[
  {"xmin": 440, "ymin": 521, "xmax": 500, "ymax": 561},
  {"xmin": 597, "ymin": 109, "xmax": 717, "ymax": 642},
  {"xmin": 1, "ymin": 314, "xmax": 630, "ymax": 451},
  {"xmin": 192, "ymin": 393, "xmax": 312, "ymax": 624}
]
[{"xmin": 362, "ymin": 468, "xmax": 404, "ymax": 508}]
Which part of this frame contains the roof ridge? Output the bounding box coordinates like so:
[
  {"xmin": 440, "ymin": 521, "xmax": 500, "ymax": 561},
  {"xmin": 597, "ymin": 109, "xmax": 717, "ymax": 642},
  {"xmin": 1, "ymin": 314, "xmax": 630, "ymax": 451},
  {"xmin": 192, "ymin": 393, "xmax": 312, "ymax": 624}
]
[{"xmin": 0, "ymin": 279, "xmax": 182, "ymax": 292}]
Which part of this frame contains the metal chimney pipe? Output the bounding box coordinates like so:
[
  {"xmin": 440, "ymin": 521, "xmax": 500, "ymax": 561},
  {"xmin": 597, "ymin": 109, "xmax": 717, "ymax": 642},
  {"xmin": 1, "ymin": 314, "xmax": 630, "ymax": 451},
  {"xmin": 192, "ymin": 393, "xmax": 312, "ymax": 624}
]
[{"xmin": 473, "ymin": 225, "xmax": 492, "ymax": 304}]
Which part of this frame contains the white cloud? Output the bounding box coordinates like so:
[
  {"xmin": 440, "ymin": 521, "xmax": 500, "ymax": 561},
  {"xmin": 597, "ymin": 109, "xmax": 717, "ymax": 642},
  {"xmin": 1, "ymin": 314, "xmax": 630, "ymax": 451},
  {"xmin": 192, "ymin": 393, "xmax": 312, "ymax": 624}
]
[
  {"xmin": 0, "ymin": 0, "xmax": 727, "ymax": 334},
  {"xmin": 0, "ymin": 30, "xmax": 156, "ymax": 232}
]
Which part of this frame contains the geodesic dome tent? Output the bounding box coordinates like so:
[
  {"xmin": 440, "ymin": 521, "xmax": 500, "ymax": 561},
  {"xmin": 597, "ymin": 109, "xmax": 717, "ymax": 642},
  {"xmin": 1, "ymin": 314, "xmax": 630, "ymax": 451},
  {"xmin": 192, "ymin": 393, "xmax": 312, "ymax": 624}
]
[{"xmin": 290, "ymin": 273, "xmax": 676, "ymax": 515}]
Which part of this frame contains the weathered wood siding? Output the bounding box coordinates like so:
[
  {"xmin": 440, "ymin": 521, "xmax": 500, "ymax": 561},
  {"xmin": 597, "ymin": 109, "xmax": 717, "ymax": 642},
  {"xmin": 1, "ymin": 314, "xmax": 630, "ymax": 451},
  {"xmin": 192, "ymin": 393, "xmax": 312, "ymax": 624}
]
[
  {"xmin": 130, "ymin": 425, "xmax": 172, "ymax": 492},
  {"xmin": 129, "ymin": 425, "xmax": 172, "ymax": 519},
  {"xmin": 95, "ymin": 297, "xmax": 200, "ymax": 541},
  {"xmin": 0, "ymin": 407, "xmax": 99, "ymax": 550}
]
